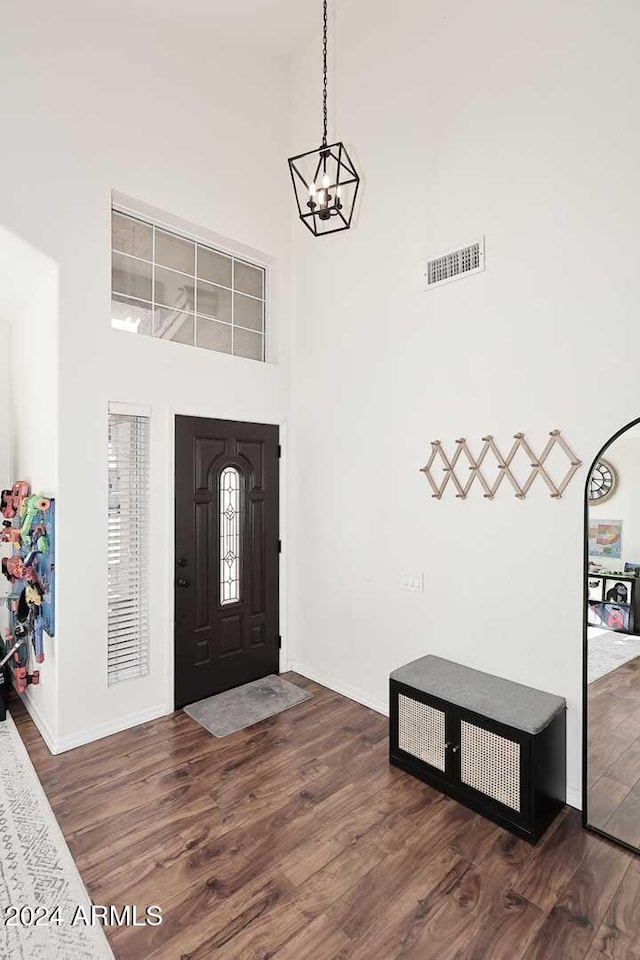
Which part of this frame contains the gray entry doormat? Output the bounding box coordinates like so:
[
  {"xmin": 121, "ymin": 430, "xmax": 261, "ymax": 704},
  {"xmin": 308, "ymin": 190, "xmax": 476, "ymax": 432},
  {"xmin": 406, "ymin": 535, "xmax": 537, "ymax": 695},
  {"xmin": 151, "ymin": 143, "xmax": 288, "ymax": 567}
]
[{"xmin": 183, "ymin": 674, "xmax": 312, "ymax": 737}]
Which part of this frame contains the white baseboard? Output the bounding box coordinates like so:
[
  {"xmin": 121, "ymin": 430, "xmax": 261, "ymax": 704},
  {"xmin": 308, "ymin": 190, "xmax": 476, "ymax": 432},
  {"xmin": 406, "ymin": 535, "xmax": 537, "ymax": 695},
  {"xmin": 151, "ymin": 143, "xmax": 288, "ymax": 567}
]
[
  {"xmin": 48, "ymin": 703, "xmax": 170, "ymax": 755},
  {"xmin": 289, "ymin": 660, "xmax": 388, "ymax": 716},
  {"xmin": 19, "ymin": 690, "xmax": 58, "ymax": 754},
  {"xmin": 566, "ymin": 786, "xmax": 581, "ymax": 810},
  {"xmin": 290, "ymin": 661, "xmax": 582, "ymax": 813}
]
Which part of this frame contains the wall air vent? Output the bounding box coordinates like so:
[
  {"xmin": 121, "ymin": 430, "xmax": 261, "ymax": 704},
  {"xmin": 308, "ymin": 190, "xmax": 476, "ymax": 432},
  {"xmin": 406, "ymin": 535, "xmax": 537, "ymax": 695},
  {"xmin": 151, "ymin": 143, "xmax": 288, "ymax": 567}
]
[{"xmin": 425, "ymin": 237, "xmax": 485, "ymax": 290}]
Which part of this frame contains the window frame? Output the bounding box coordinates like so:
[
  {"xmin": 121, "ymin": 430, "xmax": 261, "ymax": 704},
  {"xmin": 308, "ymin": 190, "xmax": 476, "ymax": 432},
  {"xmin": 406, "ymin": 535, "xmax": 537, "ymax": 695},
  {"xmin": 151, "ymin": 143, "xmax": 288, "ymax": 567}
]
[{"xmin": 110, "ymin": 206, "xmax": 268, "ymax": 363}]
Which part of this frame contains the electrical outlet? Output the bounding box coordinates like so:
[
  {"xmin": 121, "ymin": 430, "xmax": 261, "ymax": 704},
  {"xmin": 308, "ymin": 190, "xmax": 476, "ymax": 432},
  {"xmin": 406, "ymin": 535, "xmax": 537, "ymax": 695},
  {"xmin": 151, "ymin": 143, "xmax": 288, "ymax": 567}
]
[{"xmin": 401, "ymin": 571, "xmax": 424, "ymax": 593}]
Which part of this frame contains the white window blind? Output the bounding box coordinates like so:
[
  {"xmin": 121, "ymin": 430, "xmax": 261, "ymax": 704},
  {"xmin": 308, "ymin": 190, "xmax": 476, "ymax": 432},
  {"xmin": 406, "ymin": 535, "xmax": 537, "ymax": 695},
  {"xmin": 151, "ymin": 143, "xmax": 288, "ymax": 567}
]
[{"xmin": 108, "ymin": 411, "xmax": 150, "ymax": 685}]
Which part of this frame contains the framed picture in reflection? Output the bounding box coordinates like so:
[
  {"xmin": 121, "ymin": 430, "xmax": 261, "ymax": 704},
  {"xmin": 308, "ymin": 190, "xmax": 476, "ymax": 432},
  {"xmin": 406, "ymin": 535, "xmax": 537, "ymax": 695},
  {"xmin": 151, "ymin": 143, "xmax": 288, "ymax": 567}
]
[{"xmin": 588, "ymin": 519, "xmax": 622, "ymax": 559}]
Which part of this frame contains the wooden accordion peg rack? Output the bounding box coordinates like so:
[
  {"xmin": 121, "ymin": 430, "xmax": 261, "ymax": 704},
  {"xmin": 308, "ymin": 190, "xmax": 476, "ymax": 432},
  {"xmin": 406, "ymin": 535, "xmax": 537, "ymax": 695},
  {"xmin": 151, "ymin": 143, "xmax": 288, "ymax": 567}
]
[{"xmin": 420, "ymin": 430, "xmax": 581, "ymax": 500}]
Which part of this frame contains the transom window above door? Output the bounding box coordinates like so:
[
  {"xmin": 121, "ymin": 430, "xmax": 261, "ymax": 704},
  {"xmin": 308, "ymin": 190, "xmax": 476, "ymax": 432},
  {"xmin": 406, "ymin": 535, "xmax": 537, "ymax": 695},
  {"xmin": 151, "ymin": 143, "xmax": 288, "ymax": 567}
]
[{"xmin": 111, "ymin": 210, "xmax": 266, "ymax": 362}]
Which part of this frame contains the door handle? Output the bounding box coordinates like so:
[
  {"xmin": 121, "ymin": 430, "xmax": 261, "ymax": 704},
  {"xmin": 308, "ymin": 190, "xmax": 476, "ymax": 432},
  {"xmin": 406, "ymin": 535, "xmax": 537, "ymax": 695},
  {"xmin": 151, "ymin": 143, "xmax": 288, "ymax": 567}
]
[{"xmin": 177, "ymin": 578, "xmax": 191, "ymax": 588}]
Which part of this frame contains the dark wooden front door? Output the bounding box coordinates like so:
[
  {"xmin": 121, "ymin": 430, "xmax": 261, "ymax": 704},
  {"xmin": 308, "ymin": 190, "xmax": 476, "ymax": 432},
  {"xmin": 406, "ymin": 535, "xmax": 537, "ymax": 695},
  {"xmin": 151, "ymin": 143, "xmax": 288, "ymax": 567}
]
[{"xmin": 174, "ymin": 416, "xmax": 280, "ymax": 708}]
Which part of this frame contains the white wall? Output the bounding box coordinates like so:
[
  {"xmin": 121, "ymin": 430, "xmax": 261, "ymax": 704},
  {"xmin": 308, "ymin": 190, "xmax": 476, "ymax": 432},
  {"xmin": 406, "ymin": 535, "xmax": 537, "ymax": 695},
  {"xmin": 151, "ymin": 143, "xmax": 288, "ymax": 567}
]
[
  {"xmin": 0, "ymin": 2, "xmax": 292, "ymax": 749},
  {"xmin": 590, "ymin": 431, "xmax": 640, "ymax": 572},
  {"xmin": 0, "ymin": 226, "xmax": 59, "ymax": 743},
  {"xmin": 4, "ymin": 0, "xmax": 640, "ymax": 809},
  {"xmin": 0, "ymin": 322, "xmax": 12, "ymax": 488},
  {"xmin": 289, "ymin": 0, "xmax": 640, "ymax": 807},
  {"xmin": 10, "ymin": 276, "xmax": 59, "ymax": 495},
  {"xmin": 0, "ymin": 225, "xmax": 58, "ymax": 488}
]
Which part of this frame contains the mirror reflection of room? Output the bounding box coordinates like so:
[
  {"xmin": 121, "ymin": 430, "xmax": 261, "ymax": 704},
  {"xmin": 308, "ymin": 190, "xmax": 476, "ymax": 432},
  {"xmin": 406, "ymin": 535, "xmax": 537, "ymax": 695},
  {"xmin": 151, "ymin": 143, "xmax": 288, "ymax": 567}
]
[{"xmin": 586, "ymin": 425, "xmax": 640, "ymax": 850}]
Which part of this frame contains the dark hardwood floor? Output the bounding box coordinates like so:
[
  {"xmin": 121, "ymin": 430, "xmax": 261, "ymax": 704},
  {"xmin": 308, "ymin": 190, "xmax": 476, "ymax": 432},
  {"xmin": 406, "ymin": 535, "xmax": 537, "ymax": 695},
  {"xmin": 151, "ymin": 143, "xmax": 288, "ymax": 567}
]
[
  {"xmin": 11, "ymin": 672, "xmax": 640, "ymax": 960},
  {"xmin": 587, "ymin": 654, "xmax": 640, "ymax": 848}
]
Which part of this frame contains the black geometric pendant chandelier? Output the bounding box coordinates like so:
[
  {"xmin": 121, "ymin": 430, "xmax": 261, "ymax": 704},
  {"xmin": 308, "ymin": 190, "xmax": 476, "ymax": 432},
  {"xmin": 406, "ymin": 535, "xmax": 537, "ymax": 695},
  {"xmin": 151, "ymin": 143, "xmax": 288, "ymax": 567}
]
[{"xmin": 288, "ymin": 0, "xmax": 360, "ymax": 237}]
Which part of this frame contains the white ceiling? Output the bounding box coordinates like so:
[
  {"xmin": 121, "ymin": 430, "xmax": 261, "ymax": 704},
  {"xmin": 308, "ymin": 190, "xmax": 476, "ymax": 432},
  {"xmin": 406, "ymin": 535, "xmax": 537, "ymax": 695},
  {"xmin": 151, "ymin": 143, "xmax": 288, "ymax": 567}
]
[{"xmin": 89, "ymin": 0, "xmax": 322, "ymax": 56}]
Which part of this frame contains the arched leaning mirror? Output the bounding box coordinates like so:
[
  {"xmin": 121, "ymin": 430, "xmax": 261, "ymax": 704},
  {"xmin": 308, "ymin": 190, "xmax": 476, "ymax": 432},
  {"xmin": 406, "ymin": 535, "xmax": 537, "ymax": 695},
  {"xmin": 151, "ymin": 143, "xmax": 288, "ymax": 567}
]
[{"xmin": 584, "ymin": 419, "xmax": 640, "ymax": 852}]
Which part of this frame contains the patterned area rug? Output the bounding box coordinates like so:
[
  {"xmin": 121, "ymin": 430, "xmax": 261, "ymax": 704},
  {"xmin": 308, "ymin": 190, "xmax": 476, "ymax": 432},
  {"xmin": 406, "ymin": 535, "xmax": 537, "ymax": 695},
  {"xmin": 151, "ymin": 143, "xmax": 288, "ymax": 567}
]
[
  {"xmin": 0, "ymin": 713, "xmax": 114, "ymax": 959},
  {"xmin": 588, "ymin": 628, "xmax": 640, "ymax": 683}
]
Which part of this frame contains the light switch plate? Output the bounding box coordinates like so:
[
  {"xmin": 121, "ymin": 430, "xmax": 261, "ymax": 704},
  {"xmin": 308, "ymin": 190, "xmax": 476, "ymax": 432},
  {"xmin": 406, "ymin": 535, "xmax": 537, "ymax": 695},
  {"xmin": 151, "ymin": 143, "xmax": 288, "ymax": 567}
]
[{"xmin": 401, "ymin": 571, "xmax": 424, "ymax": 593}]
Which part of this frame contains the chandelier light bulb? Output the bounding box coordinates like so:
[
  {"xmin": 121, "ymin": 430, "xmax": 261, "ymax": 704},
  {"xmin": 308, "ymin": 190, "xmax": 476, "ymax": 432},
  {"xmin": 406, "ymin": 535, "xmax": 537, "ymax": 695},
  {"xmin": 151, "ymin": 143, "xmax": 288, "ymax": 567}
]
[{"xmin": 322, "ymin": 172, "xmax": 330, "ymax": 188}]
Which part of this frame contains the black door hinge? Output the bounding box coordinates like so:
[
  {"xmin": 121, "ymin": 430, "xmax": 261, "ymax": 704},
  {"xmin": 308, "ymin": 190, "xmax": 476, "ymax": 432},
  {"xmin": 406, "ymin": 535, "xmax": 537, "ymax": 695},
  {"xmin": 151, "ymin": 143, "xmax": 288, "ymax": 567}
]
[
  {"xmin": 278, "ymin": 636, "xmax": 282, "ymax": 649},
  {"xmin": 278, "ymin": 540, "xmax": 282, "ymax": 554},
  {"xmin": 277, "ymin": 444, "xmax": 282, "ymax": 458}
]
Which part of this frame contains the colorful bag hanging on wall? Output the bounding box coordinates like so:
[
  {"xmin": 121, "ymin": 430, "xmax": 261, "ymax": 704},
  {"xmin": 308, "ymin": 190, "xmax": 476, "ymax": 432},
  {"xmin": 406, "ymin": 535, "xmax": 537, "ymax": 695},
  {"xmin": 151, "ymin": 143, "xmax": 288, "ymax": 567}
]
[{"xmin": 0, "ymin": 481, "xmax": 55, "ymax": 707}]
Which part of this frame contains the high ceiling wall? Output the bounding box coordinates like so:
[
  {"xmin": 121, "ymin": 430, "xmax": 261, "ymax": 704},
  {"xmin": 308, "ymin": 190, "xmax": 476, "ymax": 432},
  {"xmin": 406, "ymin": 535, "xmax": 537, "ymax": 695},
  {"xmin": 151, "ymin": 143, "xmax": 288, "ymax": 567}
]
[
  {"xmin": 288, "ymin": 0, "xmax": 640, "ymax": 808},
  {"xmin": 0, "ymin": 1, "xmax": 293, "ymax": 749}
]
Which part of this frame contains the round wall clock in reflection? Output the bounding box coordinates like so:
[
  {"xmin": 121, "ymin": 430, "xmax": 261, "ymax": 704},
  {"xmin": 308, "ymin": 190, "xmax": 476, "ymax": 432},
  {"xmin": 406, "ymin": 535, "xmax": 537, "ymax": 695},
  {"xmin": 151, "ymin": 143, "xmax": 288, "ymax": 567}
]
[{"xmin": 588, "ymin": 458, "xmax": 618, "ymax": 505}]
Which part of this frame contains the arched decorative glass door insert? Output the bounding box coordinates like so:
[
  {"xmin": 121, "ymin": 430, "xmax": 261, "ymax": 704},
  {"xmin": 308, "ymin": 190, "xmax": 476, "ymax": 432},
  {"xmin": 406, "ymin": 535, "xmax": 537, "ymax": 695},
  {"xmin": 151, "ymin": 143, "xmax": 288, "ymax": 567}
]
[{"xmin": 220, "ymin": 466, "xmax": 242, "ymax": 605}]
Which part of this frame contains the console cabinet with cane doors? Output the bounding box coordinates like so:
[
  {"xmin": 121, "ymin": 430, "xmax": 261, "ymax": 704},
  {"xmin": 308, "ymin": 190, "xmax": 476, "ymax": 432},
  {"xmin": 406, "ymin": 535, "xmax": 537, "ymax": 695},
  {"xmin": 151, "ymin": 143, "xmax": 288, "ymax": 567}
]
[{"xmin": 389, "ymin": 656, "xmax": 566, "ymax": 843}]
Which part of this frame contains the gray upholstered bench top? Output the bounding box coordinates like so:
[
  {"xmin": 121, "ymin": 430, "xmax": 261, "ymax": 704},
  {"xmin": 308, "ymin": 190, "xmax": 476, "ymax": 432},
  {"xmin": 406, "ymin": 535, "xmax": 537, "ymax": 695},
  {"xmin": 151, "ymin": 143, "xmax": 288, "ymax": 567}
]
[{"xmin": 390, "ymin": 655, "xmax": 565, "ymax": 735}]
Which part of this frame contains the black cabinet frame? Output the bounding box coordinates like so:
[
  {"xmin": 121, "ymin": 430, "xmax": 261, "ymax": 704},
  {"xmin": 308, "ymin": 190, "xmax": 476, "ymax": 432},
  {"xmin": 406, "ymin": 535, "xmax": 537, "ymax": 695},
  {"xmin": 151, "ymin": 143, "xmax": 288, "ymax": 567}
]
[{"xmin": 389, "ymin": 678, "xmax": 565, "ymax": 844}]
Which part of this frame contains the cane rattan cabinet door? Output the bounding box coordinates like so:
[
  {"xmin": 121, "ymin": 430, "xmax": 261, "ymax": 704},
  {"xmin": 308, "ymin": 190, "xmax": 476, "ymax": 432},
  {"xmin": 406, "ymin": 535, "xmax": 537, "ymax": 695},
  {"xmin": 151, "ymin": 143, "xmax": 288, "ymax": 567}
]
[
  {"xmin": 390, "ymin": 683, "xmax": 455, "ymax": 786},
  {"xmin": 459, "ymin": 720, "xmax": 521, "ymax": 811},
  {"xmin": 455, "ymin": 714, "xmax": 530, "ymax": 827},
  {"xmin": 397, "ymin": 693, "xmax": 448, "ymax": 772}
]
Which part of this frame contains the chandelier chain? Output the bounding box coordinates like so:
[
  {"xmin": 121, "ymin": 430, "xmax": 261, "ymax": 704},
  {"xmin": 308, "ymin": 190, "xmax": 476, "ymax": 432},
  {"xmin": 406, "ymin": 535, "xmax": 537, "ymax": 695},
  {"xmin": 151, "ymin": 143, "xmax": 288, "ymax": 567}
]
[
  {"xmin": 322, "ymin": 0, "xmax": 328, "ymax": 146},
  {"xmin": 287, "ymin": 0, "xmax": 360, "ymax": 235}
]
